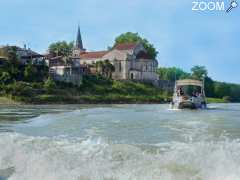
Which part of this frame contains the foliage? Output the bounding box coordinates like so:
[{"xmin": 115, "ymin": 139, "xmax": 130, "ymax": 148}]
[
  {"xmin": 157, "ymin": 67, "xmax": 190, "ymax": 81},
  {"xmin": 191, "ymin": 65, "xmax": 208, "ymax": 80},
  {"xmin": 24, "ymin": 64, "xmax": 48, "ymax": 82},
  {"xmin": 114, "ymin": 32, "xmax": 158, "ymax": 59},
  {"xmin": 157, "ymin": 65, "xmax": 240, "ymax": 102},
  {"xmin": 96, "ymin": 60, "xmax": 115, "ymax": 79},
  {"xmin": 0, "ymin": 72, "xmax": 12, "ymax": 84},
  {"xmin": 204, "ymin": 76, "xmax": 215, "ymax": 97},
  {"xmin": 44, "ymin": 77, "xmax": 57, "ymax": 93},
  {"xmin": 207, "ymin": 97, "xmax": 228, "ymax": 103},
  {"xmin": 3, "ymin": 82, "xmax": 34, "ymax": 97},
  {"xmin": 24, "ymin": 64, "xmax": 37, "ymax": 82},
  {"xmin": 48, "ymin": 41, "xmax": 74, "ymax": 57},
  {"xmin": 2, "ymin": 47, "xmax": 22, "ymax": 80}
]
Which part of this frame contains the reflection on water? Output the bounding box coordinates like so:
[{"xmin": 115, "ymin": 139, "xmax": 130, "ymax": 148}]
[{"xmin": 0, "ymin": 103, "xmax": 240, "ymax": 180}]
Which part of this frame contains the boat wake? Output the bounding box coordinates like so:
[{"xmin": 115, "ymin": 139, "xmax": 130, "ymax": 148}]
[{"xmin": 1, "ymin": 132, "xmax": 240, "ymax": 180}]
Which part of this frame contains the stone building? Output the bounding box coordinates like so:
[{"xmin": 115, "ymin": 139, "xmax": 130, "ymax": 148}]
[
  {"xmin": 0, "ymin": 45, "xmax": 44, "ymax": 65},
  {"xmin": 47, "ymin": 26, "xmax": 160, "ymax": 86},
  {"xmin": 72, "ymin": 27, "xmax": 159, "ymax": 82},
  {"xmin": 49, "ymin": 65, "xmax": 83, "ymax": 86}
]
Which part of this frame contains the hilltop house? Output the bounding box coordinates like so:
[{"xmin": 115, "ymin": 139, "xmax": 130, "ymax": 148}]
[
  {"xmin": 0, "ymin": 45, "xmax": 44, "ymax": 65},
  {"xmin": 71, "ymin": 27, "xmax": 159, "ymax": 82}
]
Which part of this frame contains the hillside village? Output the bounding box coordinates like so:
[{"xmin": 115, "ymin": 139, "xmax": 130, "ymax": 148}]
[
  {"xmin": 1, "ymin": 26, "xmax": 162, "ymax": 87},
  {"xmin": 1, "ymin": 27, "xmax": 240, "ymax": 104}
]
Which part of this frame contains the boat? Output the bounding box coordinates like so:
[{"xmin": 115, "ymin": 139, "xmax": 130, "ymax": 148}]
[{"xmin": 171, "ymin": 79, "xmax": 207, "ymax": 109}]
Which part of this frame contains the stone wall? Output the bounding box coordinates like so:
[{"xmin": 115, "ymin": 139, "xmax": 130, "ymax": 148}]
[
  {"xmin": 50, "ymin": 66, "xmax": 83, "ymax": 86},
  {"xmin": 153, "ymin": 80, "xmax": 175, "ymax": 92}
]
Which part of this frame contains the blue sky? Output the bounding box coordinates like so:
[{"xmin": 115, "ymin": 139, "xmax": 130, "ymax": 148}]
[{"xmin": 0, "ymin": 0, "xmax": 239, "ymax": 83}]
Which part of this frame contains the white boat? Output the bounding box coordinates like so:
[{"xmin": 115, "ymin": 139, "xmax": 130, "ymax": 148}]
[{"xmin": 171, "ymin": 79, "xmax": 207, "ymax": 109}]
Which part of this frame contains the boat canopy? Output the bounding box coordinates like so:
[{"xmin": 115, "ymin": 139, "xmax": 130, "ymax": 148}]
[{"xmin": 176, "ymin": 79, "xmax": 203, "ymax": 87}]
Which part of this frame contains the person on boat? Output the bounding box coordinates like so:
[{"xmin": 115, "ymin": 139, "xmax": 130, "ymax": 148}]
[
  {"xmin": 192, "ymin": 91, "xmax": 197, "ymax": 97},
  {"xmin": 179, "ymin": 87, "xmax": 184, "ymax": 96}
]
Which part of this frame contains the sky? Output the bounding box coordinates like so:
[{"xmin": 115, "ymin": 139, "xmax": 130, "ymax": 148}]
[{"xmin": 0, "ymin": 0, "xmax": 239, "ymax": 83}]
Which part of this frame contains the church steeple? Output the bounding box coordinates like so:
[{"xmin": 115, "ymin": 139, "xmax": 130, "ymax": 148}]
[{"xmin": 76, "ymin": 25, "xmax": 83, "ymax": 50}]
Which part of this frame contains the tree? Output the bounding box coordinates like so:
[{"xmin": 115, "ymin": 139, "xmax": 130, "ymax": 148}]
[
  {"xmin": 95, "ymin": 60, "xmax": 115, "ymax": 79},
  {"xmin": 5, "ymin": 47, "xmax": 21, "ymax": 80},
  {"xmin": 44, "ymin": 77, "xmax": 57, "ymax": 93},
  {"xmin": 0, "ymin": 72, "xmax": 12, "ymax": 84},
  {"xmin": 48, "ymin": 41, "xmax": 74, "ymax": 57},
  {"xmin": 191, "ymin": 65, "xmax": 208, "ymax": 80},
  {"xmin": 204, "ymin": 76, "xmax": 215, "ymax": 97},
  {"xmin": 157, "ymin": 67, "xmax": 190, "ymax": 81},
  {"xmin": 114, "ymin": 32, "xmax": 158, "ymax": 59},
  {"xmin": 24, "ymin": 64, "xmax": 38, "ymax": 82},
  {"xmin": 214, "ymin": 82, "xmax": 231, "ymax": 98},
  {"xmin": 103, "ymin": 60, "xmax": 115, "ymax": 79}
]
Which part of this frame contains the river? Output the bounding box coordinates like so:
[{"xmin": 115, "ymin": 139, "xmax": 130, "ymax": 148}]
[{"xmin": 0, "ymin": 104, "xmax": 240, "ymax": 180}]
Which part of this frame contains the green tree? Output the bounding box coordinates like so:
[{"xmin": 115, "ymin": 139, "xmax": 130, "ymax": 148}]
[
  {"xmin": 5, "ymin": 47, "xmax": 21, "ymax": 80},
  {"xmin": 103, "ymin": 60, "xmax": 115, "ymax": 79},
  {"xmin": 48, "ymin": 41, "xmax": 74, "ymax": 57},
  {"xmin": 214, "ymin": 82, "xmax": 231, "ymax": 98},
  {"xmin": 204, "ymin": 76, "xmax": 214, "ymax": 97},
  {"xmin": 44, "ymin": 77, "xmax": 57, "ymax": 93},
  {"xmin": 229, "ymin": 84, "xmax": 240, "ymax": 101},
  {"xmin": 96, "ymin": 60, "xmax": 115, "ymax": 79},
  {"xmin": 157, "ymin": 67, "xmax": 190, "ymax": 81},
  {"xmin": 0, "ymin": 72, "xmax": 12, "ymax": 84},
  {"xmin": 24, "ymin": 64, "xmax": 37, "ymax": 82},
  {"xmin": 191, "ymin": 65, "xmax": 208, "ymax": 80},
  {"xmin": 114, "ymin": 32, "xmax": 158, "ymax": 59}
]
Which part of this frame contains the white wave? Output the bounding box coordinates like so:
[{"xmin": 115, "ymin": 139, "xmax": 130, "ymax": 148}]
[{"xmin": 1, "ymin": 133, "xmax": 240, "ymax": 180}]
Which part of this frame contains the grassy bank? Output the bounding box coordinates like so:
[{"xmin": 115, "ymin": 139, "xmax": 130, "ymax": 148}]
[
  {"xmin": 0, "ymin": 75, "xmax": 237, "ymax": 105},
  {"xmin": 207, "ymin": 98, "xmax": 228, "ymax": 103},
  {"xmin": 0, "ymin": 97, "xmax": 19, "ymax": 105},
  {"xmin": 0, "ymin": 75, "xmax": 171, "ymax": 104}
]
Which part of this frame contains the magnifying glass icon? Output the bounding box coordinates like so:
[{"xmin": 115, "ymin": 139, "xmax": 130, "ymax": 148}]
[{"xmin": 226, "ymin": 0, "xmax": 238, "ymax": 13}]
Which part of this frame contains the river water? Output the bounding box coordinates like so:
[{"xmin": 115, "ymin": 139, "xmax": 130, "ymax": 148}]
[{"xmin": 0, "ymin": 104, "xmax": 240, "ymax": 180}]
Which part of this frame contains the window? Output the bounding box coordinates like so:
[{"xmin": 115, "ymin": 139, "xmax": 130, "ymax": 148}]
[
  {"xmin": 131, "ymin": 73, "xmax": 134, "ymax": 80},
  {"xmin": 119, "ymin": 62, "xmax": 121, "ymax": 72}
]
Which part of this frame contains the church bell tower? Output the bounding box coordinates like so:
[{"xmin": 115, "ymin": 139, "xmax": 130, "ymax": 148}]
[{"xmin": 73, "ymin": 25, "xmax": 86, "ymax": 58}]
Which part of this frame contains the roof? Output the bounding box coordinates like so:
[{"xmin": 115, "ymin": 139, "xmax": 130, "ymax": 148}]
[
  {"xmin": 114, "ymin": 43, "xmax": 139, "ymax": 50},
  {"xmin": 176, "ymin": 79, "xmax": 203, "ymax": 87},
  {"xmin": 49, "ymin": 56, "xmax": 63, "ymax": 60},
  {"xmin": 2, "ymin": 46, "xmax": 43, "ymax": 58},
  {"xmin": 136, "ymin": 51, "xmax": 152, "ymax": 59},
  {"xmin": 80, "ymin": 51, "xmax": 109, "ymax": 59},
  {"xmin": 75, "ymin": 26, "xmax": 84, "ymax": 50}
]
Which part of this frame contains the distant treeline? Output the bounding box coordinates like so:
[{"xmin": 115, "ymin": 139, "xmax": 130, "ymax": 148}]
[{"xmin": 157, "ymin": 66, "xmax": 240, "ymax": 102}]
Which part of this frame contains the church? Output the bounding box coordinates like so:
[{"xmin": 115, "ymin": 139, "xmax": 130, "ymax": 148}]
[{"xmin": 72, "ymin": 26, "xmax": 159, "ymax": 82}]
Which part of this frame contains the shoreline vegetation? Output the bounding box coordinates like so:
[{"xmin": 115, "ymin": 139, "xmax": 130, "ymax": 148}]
[
  {"xmin": 1, "ymin": 33, "xmax": 240, "ymax": 105},
  {"xmin": 0, "ymin": 75, "xmax": 172, "ymax": 105},
  {"xmin": 0, "ymin": 75, "xmax": 231, "ymax": 105},
  {"xmin": 0, "ymin": 96, "xmax": 230, "ymax": 105}
]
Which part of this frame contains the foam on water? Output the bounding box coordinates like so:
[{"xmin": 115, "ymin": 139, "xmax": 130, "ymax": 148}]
[{"xmin": 1, "ymin": 132, "xmax": 240, "ymax": 180}]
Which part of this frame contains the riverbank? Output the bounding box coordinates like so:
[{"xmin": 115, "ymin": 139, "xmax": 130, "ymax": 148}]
[
  {"xmin": 0, "ymin": 76, "xmax": 171, "ymax": 104},
  {"xmin": 0, "ymin": 96, "xmax": 230, "ymax": 105},
  {"xmin": 207, "ymin": 97, "xmax": 228, "ymax": 103},
  {"xmin": 0, "ymin": 76, "xmax": 236, "ymax": 105},
  {"xmin": 0, "ymin": 97, "xmax": 19, "ymax": 105},
  {"xmin": 0, "ymin": 96, "xmax": 169, "ymax": 105}
]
